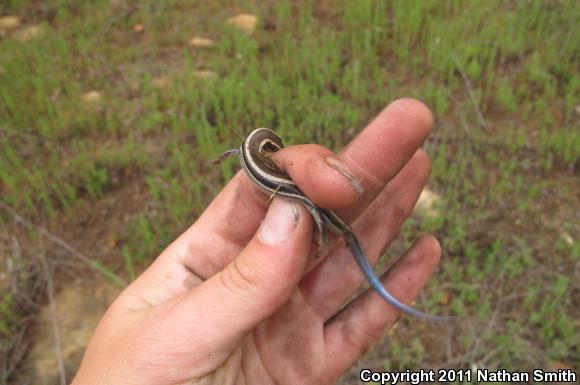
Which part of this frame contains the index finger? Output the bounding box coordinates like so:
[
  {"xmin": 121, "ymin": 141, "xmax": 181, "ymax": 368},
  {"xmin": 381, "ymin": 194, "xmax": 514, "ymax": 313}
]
[{"xmin": 274, "ymin": 98, "xmax": 433, "ymax": 220}]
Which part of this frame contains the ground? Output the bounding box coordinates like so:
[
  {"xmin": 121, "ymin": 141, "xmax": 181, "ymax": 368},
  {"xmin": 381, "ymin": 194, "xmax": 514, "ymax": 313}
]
[{"xmin": 0, "ymin": 1, "xmax": 578, "ymax": 384}]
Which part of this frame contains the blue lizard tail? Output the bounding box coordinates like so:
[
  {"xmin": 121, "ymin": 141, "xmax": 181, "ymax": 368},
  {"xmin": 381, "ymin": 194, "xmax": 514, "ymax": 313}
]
[{"xmin": 344, "ymin": 232, "xmax": 450, "ymax": 323}]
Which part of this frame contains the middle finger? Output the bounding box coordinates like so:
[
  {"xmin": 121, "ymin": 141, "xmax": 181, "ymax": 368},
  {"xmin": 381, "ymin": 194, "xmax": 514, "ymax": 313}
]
[{"xmin": 300, "ymin": 149, "xmax": 433, "ymax": 321}]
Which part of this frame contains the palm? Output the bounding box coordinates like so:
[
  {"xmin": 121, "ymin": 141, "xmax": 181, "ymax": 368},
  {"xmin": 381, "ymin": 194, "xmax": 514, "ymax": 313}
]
[{"xmin": 250, "ymin": 284, "xmax": 330, "ymax": 383}]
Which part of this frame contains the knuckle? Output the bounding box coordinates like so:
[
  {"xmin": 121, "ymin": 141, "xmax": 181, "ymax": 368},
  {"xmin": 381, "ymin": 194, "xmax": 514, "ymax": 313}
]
[
  {"xmin": 390, "ymin": 201, "xmax": 409, "ymax": 225},
  {"xmin": 340, "ymin": 318, "xmax": 376, "ymax": 358},
  {"xmin": 357, "ymin": 317, "xmax": 386, "ymax": 346},
  {"xmin": 221, "ymin": 257, "xmax": 264, "ymax": 295}
]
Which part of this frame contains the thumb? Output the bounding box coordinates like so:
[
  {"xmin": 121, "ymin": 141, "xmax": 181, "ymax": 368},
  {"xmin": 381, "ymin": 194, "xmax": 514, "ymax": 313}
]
[{"xmin": 174, "ymin": 198, "xmax": 312, "ymax": 347}]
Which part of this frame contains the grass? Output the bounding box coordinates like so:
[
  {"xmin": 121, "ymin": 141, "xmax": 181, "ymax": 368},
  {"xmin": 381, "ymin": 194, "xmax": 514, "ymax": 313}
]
[{"xmin": 1, "ymin": 0, "xmax": 579, "ymax": 383}]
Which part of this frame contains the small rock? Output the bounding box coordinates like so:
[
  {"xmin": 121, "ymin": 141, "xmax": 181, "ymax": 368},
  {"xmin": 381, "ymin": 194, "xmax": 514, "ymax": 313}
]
[
  {"xmin": 226, "ymin": 13, "xmax": 258, "ymax": 35},
  {"xmin": 25, "ymin": 278, "xmax": 122, "ymax": 382},
  {"xmin": 414, "ymin": 188, "xmax": 441, "ymax": 218},
  {"xmin": 551, "ymin": 107, "xmax": 564, "ymax": 125},
  {"xmin": 11, "ymin": 24, "xmax": 44, "ymax": 42},
  {"xmin": 82, "ymin": 90, "xmax": 102, "ymax": 103},
  {"xmin": 561, "ymin": 232, "xmax": 574, "ymax": 246},
  {"xmin": 152, "ymin": 76, "xmax": 170, "ymax": 88},
  {"xmin": 546, "ymin": 360, "xmax": 574, "ymax": 372},
  {"xmin": 193, "ymin": 70, "xmax": 217, "ymax": 79},
  {"xmin": 106, "ymin": 236, "xmax": 120, "ymax": 248},
  {"xmin": 133, "ymin": 23, "xmax": 144, "ymax": 33},
  {"xmin": 440, "ymin": 290, "xmax": 453, "ymax": 305},
  {"xmin": 188, "ymin": 36, "xmax": 214, "ymax": 47},
  {"xmin": 0, "ymin": 15, "xmax": 20, "ymax": 32}
]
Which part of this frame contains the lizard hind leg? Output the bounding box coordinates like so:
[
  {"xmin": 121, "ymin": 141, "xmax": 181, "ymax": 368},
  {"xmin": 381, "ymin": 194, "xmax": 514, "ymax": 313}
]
[{"xmin": 304, "ymin": 205, "xmax": 329, "ymax": 257}]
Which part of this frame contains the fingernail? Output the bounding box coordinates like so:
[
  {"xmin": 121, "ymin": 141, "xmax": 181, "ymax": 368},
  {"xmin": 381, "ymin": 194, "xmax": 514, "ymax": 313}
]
[
  {"xmin": 259, "ymin": 199, "xmax": 299, "ymax": 245},
  {"xmin": 325, "ymin": 157, "xmax": 364, "ymax": 199}
]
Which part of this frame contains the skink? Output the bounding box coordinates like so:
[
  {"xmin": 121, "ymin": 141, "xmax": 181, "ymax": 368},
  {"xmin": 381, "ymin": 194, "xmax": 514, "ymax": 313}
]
[{"xmin": 217, "ymin": 128, "xmax": 447, "ymax": 322}]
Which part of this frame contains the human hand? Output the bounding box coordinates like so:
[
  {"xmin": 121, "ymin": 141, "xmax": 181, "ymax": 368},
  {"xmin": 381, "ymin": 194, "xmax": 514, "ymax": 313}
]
[{"xmin": 72, "ymin": 99, "xmax": 441, "ymax": 385}]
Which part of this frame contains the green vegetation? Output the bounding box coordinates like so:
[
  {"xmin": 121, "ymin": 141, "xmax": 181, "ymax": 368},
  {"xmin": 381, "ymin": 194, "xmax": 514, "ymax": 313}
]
[{"xmin": 1, "ymin": 0, "xmax": 578, "ymax": 382}]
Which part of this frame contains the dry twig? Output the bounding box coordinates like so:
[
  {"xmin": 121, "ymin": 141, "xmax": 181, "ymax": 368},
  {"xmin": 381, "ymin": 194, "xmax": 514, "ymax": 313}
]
[
  {"xmin": 0, "ymin": 199, "xmax": 127, "ymax": 287},
  {"xmin": 39, "ymin": 251, "xmax": 66, "ymax": 385},
  {"xmin": 451, "ymin": 52, "xmax": 488, "ymax": 128}
]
